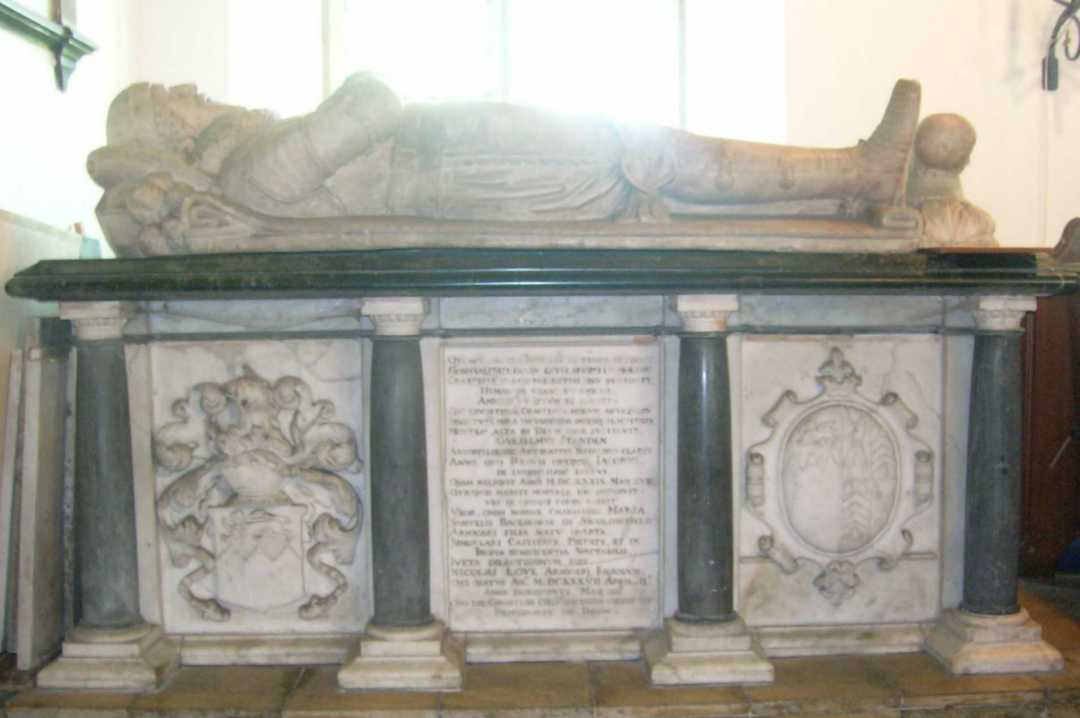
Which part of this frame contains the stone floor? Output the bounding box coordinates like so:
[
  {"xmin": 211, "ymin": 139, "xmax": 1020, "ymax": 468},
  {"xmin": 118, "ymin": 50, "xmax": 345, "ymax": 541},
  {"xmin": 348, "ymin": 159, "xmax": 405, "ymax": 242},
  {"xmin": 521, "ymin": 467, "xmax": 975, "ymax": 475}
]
[{"xmin": 2, "ymin": 589, "xmax": 1078, "ymax": 718}]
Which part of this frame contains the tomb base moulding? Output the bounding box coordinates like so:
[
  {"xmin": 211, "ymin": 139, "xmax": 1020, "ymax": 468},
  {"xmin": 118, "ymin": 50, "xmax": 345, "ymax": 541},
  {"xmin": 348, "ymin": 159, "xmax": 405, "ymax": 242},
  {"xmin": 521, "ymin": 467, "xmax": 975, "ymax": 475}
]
[
  {"xmin": 466, "ymin": 631, "xmax": 640, "ymax": 663},
  {"xmin": 178, "ymin": 635, "xmax": 356, "ymax": 666}
]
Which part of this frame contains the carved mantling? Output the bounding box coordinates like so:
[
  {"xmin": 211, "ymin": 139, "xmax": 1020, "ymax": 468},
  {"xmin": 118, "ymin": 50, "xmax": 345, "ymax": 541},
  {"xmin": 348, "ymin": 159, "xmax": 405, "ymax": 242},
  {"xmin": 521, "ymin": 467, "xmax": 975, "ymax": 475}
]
[
  {"xmin": 154, "ymin": 365, "xmax": 364, "ymax": 622},
  {"xmin": 745, "ymin": 348, "xmax": 935, "ymax": 607}
]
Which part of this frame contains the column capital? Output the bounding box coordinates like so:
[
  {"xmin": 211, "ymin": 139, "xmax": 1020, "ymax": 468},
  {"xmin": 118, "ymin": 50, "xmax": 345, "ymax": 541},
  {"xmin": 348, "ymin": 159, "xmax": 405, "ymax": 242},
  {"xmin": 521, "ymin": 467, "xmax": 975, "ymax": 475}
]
[
  {"xmin": 60, "ymin": 301, "xmax": 134, "ymax": 341},
  {"xmin": 362, "ymin": 297, "xmax": 428, "ymax": 336},
  {"xmin": 673, "ymin": 294, "xmax": 738, "ymax": 333},
  {"xmin": 974, "ymin": 296, "xmax": 1035, "ymax": 331}
]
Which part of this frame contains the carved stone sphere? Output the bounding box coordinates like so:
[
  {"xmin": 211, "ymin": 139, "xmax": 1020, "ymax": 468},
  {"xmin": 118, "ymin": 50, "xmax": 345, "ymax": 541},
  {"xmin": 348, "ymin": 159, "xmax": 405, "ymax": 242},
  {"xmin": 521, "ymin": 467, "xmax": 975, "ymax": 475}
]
[{"xmin": 915, "ymin": 114, "xmax": 976, "ymax": 172}]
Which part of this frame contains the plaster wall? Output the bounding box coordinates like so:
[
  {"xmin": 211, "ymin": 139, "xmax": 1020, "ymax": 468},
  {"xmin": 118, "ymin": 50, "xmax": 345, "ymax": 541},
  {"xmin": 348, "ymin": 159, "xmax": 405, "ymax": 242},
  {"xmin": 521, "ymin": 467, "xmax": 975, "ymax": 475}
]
[
  {"xmin": 128, "ymin": 0, "xmax": 322, "ymax": 118},
  {"xmin": 786, "ymin": 0, "xmax": 1080, "ymax": 248},
  {"xmin": 0, "ymin": 0, "xmax": 138, "ymax": 235}
]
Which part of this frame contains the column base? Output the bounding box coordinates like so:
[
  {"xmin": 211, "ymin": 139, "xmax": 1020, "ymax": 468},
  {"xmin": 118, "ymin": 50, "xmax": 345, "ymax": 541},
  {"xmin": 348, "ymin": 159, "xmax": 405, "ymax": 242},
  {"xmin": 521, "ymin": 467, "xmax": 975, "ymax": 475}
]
[
  {"xmin": 36, "ymin": 623, "xmax": 179, "ymax": 691},
  {"xmin": 926, "ymin": 608, "xmax": 1064, "ymax": 675},
  {"xmin": 338, "ymin": 621, "xmax": 463, "ymax": 691},
  {"xmin": 643, "ymin": 617, "xmax": 774, "ymax": 686}
]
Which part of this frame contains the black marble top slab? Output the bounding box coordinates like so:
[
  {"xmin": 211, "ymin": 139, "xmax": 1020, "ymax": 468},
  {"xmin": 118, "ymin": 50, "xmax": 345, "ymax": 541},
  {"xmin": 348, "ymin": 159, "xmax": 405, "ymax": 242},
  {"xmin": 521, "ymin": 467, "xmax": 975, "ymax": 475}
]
[{"xmin": 6, "ymin": 249, "xmax": 1077, "ymax": 301}]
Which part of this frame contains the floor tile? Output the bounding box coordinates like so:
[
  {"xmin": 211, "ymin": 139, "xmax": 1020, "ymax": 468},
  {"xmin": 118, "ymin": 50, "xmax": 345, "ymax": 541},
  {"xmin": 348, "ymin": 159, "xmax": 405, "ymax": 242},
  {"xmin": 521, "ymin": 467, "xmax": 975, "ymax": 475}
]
[
  {"xmin": 440, "ymin": 661, "xmax": 590, "ymax": 715},
  {"xmin": 742, "ymin": 654, "xmax": 898, "ymax": 714},
  {"xmin": 588, "ymin": 660, "xmax": 749, "ymax": 718},
  {"xmin": 283, "ymin": 666, "xmax": 440, "ymax": 718},
  {"xmin": 5, "ymin": 686, "xmax": 135, "ymax": 714},
  {"xmin": 1024, "ymin": 592, "xmax": 1080, "ymax": 652},
  {"xmin": 866, "ymin": 652, "xmax": 1045, "ymax": 709},
  {"xmin": 1039, "ymin": 648, "xmax": 1080, "ymax": 704},
  {"xmin": 129, "ymin": 665, "xmax": 301, "ymax": 716}
]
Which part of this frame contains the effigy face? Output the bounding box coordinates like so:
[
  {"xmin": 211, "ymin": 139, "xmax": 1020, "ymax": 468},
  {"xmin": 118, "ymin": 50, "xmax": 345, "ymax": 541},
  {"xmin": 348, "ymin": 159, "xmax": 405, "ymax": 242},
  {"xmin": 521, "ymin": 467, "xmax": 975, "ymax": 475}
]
[{"xmin": 87, "ymin": 75, "xmax": 995, "ymax": 257}]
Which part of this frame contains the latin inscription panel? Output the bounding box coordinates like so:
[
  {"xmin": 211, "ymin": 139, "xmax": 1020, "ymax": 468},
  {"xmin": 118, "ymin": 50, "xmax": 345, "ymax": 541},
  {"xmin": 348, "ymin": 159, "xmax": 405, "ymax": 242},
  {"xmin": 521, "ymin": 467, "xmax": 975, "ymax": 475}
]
[{"xmin": 442, "ymin": 340, "xmax": 662, "ymax": 632}]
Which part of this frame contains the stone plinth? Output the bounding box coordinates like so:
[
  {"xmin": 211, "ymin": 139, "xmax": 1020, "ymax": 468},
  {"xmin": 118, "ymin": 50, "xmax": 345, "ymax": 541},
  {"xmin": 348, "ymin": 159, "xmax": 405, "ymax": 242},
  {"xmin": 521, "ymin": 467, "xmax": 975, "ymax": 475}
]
[
  {"xmin": 644, "ymin": 618, "xmax": 774, "ymax": 685},
  {"xmin": 36, "ymin": 624, "xmax": 178, "ymax": 692},
  {"xmin": 338, "ymin": 622, "xmax": 463, "ymax": 691},
  {"xmin": 927, "ymin": 608, "xmax": 1064, "ymax": 675}
]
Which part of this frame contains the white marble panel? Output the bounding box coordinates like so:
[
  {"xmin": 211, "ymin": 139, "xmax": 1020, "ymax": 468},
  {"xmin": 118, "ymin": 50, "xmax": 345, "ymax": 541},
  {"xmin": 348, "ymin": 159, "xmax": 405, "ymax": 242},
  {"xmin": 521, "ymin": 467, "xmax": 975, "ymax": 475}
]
[
  {"xmin": 440, "ymin": 296, "xmax": 665, "ymax": 329},
  {"xmin": 16, "ymin": 345, "xmax": 70, "ymax": 670},
  {"xmin": 143, "ymin": 299, "xmax": 367, "ymax": 334},
  {"xmin": 439, "ymin": 338, "xmax": 664, "ymax": 633},
  {"xmin": 940, "ymin": 334, "xmax": 973, "ymax": 609},
  {"xmin": 421, "ymin": 337, "xmax": 449, "ymax": 623},
  {"xmin": 660, "ymin": 335, "xmax": 681, "ymax": 617},
  {"xmin": 0, "ymin": 349, "xmax": 23, "ymax": 653},
  {"xmin": 126, "ymin": 344, "xmax": 163, "ymax": 625},
  {"xmin": 731, "ymin": 295, "xmax": 948, "ymax": 331},
  {"xmin": 737, "ymin": 335, "xmax": 943, "ymax": 627},
  {"xmin": 149, "ymin": 339, "xmax": 370, "ymax": 635},
  {"xmin": 943, "ymin": 296, "xmax": 979, "ymax": 330}
]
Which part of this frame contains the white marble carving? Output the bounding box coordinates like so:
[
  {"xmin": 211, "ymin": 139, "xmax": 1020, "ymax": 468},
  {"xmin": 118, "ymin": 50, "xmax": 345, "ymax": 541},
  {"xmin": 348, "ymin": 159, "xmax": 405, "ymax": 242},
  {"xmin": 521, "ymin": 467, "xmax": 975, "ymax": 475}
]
[
  {"xmin": 739, "ymin": 338, "xmax": 942, "ymax": 631},
  {"xmin": 150, "ymin": 340, "xmax": 369, "ymax": 634},
  {"xmin": 88, "ymin": 77, "xmax": 1001, "ymax": 256}
]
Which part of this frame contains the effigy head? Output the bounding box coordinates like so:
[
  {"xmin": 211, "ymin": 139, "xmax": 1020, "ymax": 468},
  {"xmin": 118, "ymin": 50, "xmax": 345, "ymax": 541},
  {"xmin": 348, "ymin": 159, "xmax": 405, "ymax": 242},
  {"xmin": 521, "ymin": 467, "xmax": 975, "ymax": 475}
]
[
  {"xmin": 106, "ymin": 83, "xmax": 238, "ymax": 155},
  {"xmin": 914, "ymin": 114, "xmax": 976, "ymax": 173}
]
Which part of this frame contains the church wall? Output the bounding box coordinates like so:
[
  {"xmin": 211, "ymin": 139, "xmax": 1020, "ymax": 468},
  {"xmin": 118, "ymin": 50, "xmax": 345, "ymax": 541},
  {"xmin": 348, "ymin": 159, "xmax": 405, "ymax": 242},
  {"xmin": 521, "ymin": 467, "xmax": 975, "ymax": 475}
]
[
  {"xmin": 0, "ymin": 0, "xmax": 139, "ymax": 237},
  {"xmin": 786, "ymin": 0, "xmax": 1080, "ymax": 248}
]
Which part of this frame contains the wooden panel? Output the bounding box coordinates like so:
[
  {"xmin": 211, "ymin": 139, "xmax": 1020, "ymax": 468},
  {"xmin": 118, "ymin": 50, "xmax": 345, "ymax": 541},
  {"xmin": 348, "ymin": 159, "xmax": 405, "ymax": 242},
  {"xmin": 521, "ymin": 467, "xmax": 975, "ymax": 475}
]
[{"xmin": 1020, "ymin": 296, "xmax": 1080, "ymax": 576}]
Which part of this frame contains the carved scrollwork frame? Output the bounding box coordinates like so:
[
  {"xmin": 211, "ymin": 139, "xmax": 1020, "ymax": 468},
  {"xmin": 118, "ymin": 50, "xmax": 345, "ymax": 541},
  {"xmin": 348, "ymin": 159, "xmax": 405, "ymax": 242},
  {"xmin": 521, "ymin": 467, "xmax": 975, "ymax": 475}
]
[
  {"xmin": 154, "ymin": 365, "xmax": 364, "ymax": 623},
  {"xmin": 744, "ymin": 347, "xmax": 935, "ymax": 607}
]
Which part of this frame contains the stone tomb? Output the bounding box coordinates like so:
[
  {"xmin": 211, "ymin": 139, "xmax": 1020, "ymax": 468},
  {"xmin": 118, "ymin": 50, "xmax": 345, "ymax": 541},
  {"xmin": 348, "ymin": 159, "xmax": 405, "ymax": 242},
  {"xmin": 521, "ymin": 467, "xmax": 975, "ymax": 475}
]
[
  {"xmin": 6, "ymin": 70, "xmax": 1073, "ymax": 694},
  {"xmin": 6, "ymin": 247, "xmax": 1073, "ymax": 691}
]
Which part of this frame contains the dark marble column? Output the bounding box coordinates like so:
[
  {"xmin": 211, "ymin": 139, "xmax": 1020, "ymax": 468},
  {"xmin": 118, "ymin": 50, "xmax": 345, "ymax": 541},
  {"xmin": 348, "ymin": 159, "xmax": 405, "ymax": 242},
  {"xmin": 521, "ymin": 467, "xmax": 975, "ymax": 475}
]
[
  {"xmin": 37, "ymin": 302, "xmax": 178, "ymax": 691},
  {"xmin": 340, "ymin": 297, "xmax": 461, "ymax": 691},
  {"xmin": 927, "ymin": 296, "xmax": 1061, "ymax": 675},
  {"xmin": 676, "ymin": 333, "xmax": 735, "ymax": 622},
  {"xmin": 359, "ymin": 298, "xmax": 435, "ymax": 629},
  {"xmin": 369, "ymin": 335, "xmax": 433, "ymax": 627},
  {"xmin": 75, "ymin": 340, "xmax": 142, "ymax": 629},
  {"xmin": 961, "ymin": 316, "xmax": 1024, "ymax": 615},
  {"xmin": 646, "ymin": 295, "xmax": 772, "ymax": 686}
]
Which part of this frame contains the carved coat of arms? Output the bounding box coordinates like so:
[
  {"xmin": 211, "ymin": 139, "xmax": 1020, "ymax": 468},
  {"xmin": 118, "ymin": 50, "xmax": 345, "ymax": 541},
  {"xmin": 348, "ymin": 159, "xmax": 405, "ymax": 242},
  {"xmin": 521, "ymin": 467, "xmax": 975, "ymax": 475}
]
[
  {"xmin": 154, "ymin": 365, "xmax": 363, "ymax": 622},
  {"xmin": 746, "ymin": 348, "xmax": 935, "ymax": 606}
]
